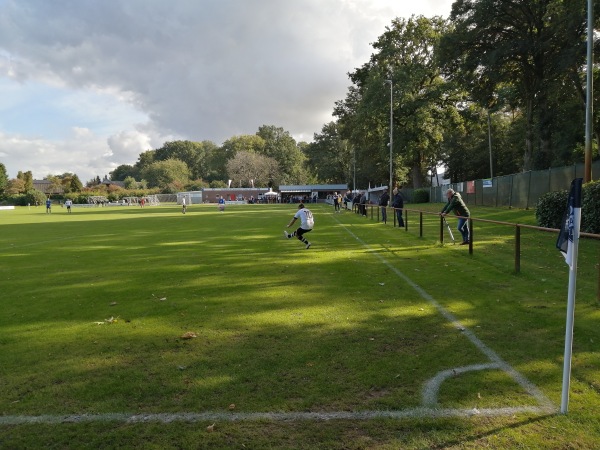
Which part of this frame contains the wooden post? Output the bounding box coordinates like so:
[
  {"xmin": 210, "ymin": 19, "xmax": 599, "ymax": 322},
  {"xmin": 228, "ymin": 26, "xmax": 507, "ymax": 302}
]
[{"xmin": 515, "ymin": 225, "xmax": 521, "ymax": 273}]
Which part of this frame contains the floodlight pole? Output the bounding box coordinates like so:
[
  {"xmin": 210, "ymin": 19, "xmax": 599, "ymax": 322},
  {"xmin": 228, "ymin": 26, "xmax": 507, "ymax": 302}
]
[
  {"xmin": 353, "ymin": 145, "xmax": 356, "ymax": 193},
  {"xmin": 385, "ymin": 79, "xmax": 393, "ymax": 191},
  {"xmin": 584, "ymin": 0, "xmax": 594, "ymax": 182}
]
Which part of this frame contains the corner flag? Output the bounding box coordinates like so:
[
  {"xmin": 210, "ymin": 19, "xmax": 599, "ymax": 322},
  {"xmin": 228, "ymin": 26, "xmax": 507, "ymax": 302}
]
[
  {"xmin": 556, "ymin": 178, "xmax": 582, "ymax": 270},
  {"xmin": 558, "ymin": 178, "xmax": 583, "ymax": 414}
]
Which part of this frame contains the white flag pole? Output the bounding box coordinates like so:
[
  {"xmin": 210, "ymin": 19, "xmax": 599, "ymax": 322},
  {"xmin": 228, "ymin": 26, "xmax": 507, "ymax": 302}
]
[{"xmin": 560, "ymin": 182, "xmax": 582, "ymax": 414}]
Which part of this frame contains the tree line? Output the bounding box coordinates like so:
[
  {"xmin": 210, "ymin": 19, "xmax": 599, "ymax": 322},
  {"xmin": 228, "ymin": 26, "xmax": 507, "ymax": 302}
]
[{"xmin": 1, "ymin": 1, "xmax": 598, "ymax": 197}]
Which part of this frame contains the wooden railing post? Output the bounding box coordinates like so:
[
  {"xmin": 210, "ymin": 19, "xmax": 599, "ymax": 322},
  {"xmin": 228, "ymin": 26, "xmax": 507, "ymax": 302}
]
[{"xmin": 515, "ymin": 225, "xmax": 521, "ymax": 273}]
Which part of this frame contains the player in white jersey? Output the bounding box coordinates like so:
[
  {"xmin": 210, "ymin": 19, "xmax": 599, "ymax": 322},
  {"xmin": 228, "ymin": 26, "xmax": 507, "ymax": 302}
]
[{"xmin": 284, "ymin": 203, "xmax": 314, "ymax": 249}]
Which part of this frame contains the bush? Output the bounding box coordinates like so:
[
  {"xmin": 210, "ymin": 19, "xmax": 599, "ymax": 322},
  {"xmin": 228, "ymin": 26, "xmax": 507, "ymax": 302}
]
[
  {"xmin": 535, "ymin": 190, "xmax": 568, "ymax": 229},
  {"xmin": 536, "ymin": 180, "xmax": 600, "ymax": 234},
  {"xmin": 413, "ymin": 189, "xmax": 430, "ymax": 203},
  {"xmin": 5, "ymin": 189, "xmax": 47, "ymax": 206},
  {"xmin": 582, "ymin": 180, "xmax": 600, "ymax": 234}
]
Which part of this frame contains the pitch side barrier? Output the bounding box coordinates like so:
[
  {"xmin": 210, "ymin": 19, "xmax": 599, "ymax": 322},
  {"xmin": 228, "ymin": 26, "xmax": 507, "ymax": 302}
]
[{"xmin": 354, "ymin": 203, "xmax": 600, "ymax": 300}]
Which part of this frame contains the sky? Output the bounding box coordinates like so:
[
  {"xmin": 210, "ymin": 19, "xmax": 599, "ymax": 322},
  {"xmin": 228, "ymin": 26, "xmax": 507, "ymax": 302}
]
[{"xmin": 0, "ymin": 0, "xmax": 454, "ymax": 183}]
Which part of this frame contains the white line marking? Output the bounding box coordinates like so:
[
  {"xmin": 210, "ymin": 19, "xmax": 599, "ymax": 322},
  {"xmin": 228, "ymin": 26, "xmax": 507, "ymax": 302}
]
[{"xmin": 0, "ymin": 406, "xmax": 551, "ymax": 425}]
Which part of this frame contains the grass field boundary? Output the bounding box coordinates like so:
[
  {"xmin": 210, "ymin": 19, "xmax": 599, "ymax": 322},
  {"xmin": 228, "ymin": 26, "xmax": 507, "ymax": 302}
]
[
  {"xmin": 0, "ymin": 207, "xmax": 559, "ymax": 428},
  {"xmin": 0, "ymin": 405, "xmax": 553, "ymax": 426}
]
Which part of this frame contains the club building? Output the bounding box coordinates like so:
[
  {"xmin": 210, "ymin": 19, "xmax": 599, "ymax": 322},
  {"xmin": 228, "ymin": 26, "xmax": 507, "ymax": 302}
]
[{"xmin": 176, "ymin": 184, "xmax": 348, "ymax": 204}]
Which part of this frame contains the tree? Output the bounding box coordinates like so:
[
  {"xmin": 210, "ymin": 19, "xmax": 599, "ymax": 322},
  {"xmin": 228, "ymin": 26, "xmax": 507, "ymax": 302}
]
[
  {"xmin": 218, "ymin": 135, "xmax": 266, "ymax": 182},
  {"xmin": 123, "ymin": 176, "xmax": 137, "ymax": 189},
  {"xmin": 438, "ymin": 0, "xmax": 591, "ymax": 170},
  {"xmin": 110, "ymin": 164, "xmax": 138, "ymax": 181},
  {"xmin": 17, "ymin": 170, "xmax": 34, "ymax": 191},
  {"xmin": 154, "ymin": 140, "xmax": 207, "ymax": 180},
  {"xmin": 335, "ymin": 16, "xmax": 457, "ymax": 188},
  {"xmin": 256, "ymin": 125, "xmax": 306, "ymax": 184},
  {"xmin": 134, "ymin": 150, "xmax": 156, "ymax": 174},
  {"xmin": 225, "ymin": 151, "xmax": 280, "ymax": 187},
  {"xmin": 141, "ymin": 159, "xmax": 190, "ymax": 190},
  {"xmin": 304, "ymin": 122, "xmax": 354, "ymax": 184},
  {"xmin": 45, "ymin": 175, "xmax": 63, "ymax": 194},
  {"xmin": 0, "ymin": 163, "xmax": 8, "ymax": 195},
  {"xmin": 69, "ymin": 174, "xmax": 84, "ymax": 192},
  {"xmin": 6, "ymin": 178, "xmax": 25, "ymax": 195}
]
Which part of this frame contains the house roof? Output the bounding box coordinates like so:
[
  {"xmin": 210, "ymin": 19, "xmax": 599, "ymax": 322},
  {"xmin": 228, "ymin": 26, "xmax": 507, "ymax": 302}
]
[
  {"xmin": 278, "ymin": 184, "xmax": 348, "ymax": 193},
  {"xmin": 33, "ymin": 180, "xmax": 64, "ymax": 194}
]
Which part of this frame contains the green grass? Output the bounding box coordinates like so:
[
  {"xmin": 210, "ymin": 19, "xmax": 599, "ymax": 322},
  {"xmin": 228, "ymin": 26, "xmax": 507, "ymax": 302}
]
[{"xmin": 1, "ymin": 203, "xmax": 599, "ymax": 449}]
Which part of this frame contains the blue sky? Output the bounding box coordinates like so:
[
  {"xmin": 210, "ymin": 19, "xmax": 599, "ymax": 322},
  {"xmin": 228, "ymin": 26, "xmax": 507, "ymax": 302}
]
[{"xmin": 0, "ymin": 0, "xmax": 454, "ymax": 183}]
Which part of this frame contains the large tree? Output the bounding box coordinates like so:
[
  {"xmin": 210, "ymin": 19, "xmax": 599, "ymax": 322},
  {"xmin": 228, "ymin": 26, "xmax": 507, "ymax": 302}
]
[
  {"xmin": 141, "ymin": 159, "xmax": 190, "ymax": 190},
  {"xmin": 335, "ymin": 16, "xmax": 457, "ymax": 188},
  {"xmin": 110, "ymin": 164, "xmax": 138, "ymax": 181},
  {"xmin": 0, "ymin": 163, "xmax": 8, "ymax": 194},
  {"xmin": 225, "ymin": 151, "xmax": 280, "ymax": 187},
  {"xmin": 438, "ymin": 0, "xmax": 592, "ymax": 170},
  {"xmin": 304, "ymin": 122, "xmax": 354, "ymax": 185},
  {"xmin": 153, "ymin": 140, "xmax": 218, "ymax": 180},
  {"xmin": 256, "ymin": 125, "xmax": 307, "ymax": 184}
]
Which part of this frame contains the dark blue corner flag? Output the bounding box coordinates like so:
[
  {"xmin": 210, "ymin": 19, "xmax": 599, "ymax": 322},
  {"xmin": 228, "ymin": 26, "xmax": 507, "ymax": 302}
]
[{"xmin": 556, "ymin": 178, "xmax": 583, "ymax": 269}]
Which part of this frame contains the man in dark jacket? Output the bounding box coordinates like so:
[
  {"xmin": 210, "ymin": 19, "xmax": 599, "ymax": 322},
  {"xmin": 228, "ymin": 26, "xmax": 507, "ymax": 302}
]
[
  {"xmin": 379, "ymin": 189, "xmax": 390, "ymax": 222},
  {"xmin": 441, "ymin": 189, "xmax": 470, "ymax": 244},
  {"xmin": 392, "ymin": 188, "xmax": 404, "ymax": 227},
  {"xmin": 359, "ymin": 192, "xmax": 367, "ymax": 216}
]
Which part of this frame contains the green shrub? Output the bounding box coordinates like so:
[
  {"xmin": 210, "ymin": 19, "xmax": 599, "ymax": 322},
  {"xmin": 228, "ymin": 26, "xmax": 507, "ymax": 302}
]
[
  {"xmin": 535, "ymin": 190, "xmax": 568, "ymax": 229},
  {"xmin": 5, "ymin": 190, "xmax": 47, "ymax": 206},
  {"xmin": 413, "ymin": 189, "xmax": 429, "ymax": 203},
  {"xmin": 536, "ymin": 180, "xmax": 600, "ymax": 233},
  {"xmin": 582, "ymin": 180, "xmax": 600, "ymax": 234}
]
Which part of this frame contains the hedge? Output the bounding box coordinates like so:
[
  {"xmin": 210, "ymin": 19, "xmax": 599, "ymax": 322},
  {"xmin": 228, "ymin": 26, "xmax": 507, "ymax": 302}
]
[{"xmin": 535, "ymin": 180, "xmax": 600, "ymax": 234}]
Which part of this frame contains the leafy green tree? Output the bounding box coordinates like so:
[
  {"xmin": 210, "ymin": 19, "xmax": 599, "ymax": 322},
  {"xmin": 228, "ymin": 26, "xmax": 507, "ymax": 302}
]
[
  {"xmin": 134, "ymin": 150, "xmax": 156, "ymax": 174},
  {"xmin": 110, "ymin": 164, "xmax": 138, "ymax": 181},
  {"xmin": 45, "ymin": 175, "xmax": 62, "ymax": 193},
  {"xmin": 198, "ymin": 140, "xmax": 224, "ymax": 182},
  {"xmin": 123, "ymin": 176, "xmax": 137, "ymax": 189},
  {"xmin": 0, "ymin": 163, "xmax": 8, "ymax": 195},
  {"xmin": 335, "ymin": 16, "xmax": 456, "ymax": 188},
  {"xmin": 256, "ymin": 125, "xmax": 306, "ymax": 184},
  {"xmin": 17, "ymin": 170, "xmax": 34, "ymax": 191},
  {"xmin": 438, "ymin": 0, "xmax": 591, "ymax": 170},
  {"xmin": 141, "ymin": 159, "xmax": 190, "ymax": 189},
  {"xmin": 69, "ymin": 174, "xmax": 83, "ymax": 192},
  {"xmin": 154, "ymin": 141, "xmax": 205, "ymax": 180},
  {"xmin": 304, "ymin": 122, "xmax": 354, "ymax": 184},
  {"xmin": 6, "ymin": 178, "xmax": 25, "ymax": 195},
  {"xmin": 25, "ymin": 189, "xmax": 47, "ymax": 206}
]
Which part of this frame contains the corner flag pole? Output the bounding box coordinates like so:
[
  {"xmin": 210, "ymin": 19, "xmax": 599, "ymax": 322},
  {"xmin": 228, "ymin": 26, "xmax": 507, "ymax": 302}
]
[{"xmin": 559, "ymin": 178, "xmax": 583, "ymax": 414}]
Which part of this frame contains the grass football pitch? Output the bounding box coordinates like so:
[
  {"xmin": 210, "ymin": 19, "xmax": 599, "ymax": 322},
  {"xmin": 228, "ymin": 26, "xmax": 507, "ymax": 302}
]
[{"xmin": 1, "ymin": 203, "xmax": 599, "ymax": 449}]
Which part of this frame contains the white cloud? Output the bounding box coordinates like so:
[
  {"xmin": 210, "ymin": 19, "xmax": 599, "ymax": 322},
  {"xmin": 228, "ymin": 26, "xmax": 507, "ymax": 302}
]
[{"xmin": 0, "ymin": 0, "xmax": 453, "ymax": 181}]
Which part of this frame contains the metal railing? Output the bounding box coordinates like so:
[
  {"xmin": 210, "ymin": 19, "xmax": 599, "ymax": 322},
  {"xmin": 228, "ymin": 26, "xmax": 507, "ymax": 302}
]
[{"xmin": 351, "ymin": 203, "xmax": 600, "ymax": 300}]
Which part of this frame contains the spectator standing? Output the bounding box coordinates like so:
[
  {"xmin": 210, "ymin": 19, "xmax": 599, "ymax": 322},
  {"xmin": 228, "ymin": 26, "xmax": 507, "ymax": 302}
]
[
  {"xmin": 333, "ymin": 192, "xmax": 341, "ymax": 213},
  {"xmin": 440, "ymin": 189, "xmax": 471, "ymax": 245},
  {"xmin": 392, "ymin": 188, "xmax": 404, "ymax": 227},
  {"xmin": 379, "ymin": 189, "xmax": 390, "ymax": 223},
  {"xmin": 46, "ymin": 197, "xmax": 52, "ymax": 214},
  {"xmin": 359, "ymin": 192, "xmax": 367, "ymax": 216}
]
